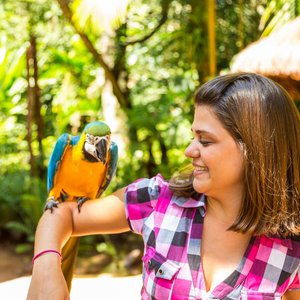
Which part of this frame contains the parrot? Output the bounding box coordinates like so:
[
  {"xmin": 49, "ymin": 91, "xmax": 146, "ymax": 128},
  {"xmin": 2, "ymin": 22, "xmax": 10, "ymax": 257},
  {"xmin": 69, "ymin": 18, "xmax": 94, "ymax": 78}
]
[{"xmin": 44, "ymin": 121, "xmax": 118, "ymax": 290}]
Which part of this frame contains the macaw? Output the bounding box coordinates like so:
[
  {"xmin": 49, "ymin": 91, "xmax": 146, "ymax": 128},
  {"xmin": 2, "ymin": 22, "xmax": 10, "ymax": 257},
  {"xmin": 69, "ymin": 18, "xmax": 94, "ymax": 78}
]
[{"xmin": 45, "ymin": 121, "xmax": 118, "ymax": 290}]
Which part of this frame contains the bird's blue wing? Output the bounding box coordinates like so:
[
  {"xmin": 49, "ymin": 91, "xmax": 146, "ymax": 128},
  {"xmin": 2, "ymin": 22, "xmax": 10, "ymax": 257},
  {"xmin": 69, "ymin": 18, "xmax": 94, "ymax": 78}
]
[
  {"xmin": 47, "ymin": 133, "xmax": 70, "ymax": 193},
  {"xmin": 70, "ymin": 135, "xmax": 80, "ymax": 146},
  {"xmin": 97, "ymin": 141, "xmax": 118, "ymax": 197}
]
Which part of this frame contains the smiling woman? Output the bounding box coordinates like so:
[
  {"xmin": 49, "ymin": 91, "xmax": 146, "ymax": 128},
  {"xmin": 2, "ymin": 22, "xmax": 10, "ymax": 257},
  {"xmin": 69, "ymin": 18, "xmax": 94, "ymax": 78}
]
[
  {"xmin": 185, "ymin": 105, "xmax": 245, "ymax": 201},
  {"xmin": 168, "ymin": 72, "xmax": 300, "ymax": 298},
  {"xmin": 171, "ymin": 72, "xmax": 300, "ymax": 238},
  {"xmin": 27, "ymin": 73, "xmax": 300, "ymax": 300}
]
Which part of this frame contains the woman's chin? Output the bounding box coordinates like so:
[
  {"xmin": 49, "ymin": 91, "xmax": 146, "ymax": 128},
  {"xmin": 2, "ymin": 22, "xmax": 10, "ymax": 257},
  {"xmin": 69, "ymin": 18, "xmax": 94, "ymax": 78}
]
[{"xmin": 192, "ymin": 178, "xmax": 209, "ymax": 194}]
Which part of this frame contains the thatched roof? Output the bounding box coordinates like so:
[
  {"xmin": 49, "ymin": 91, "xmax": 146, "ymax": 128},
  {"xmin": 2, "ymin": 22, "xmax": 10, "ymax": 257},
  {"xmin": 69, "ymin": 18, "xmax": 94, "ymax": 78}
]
[
  {"xmin": 231, "ymin": 17, "xmax": 300, "ymax": 99},
  {"xmin": 231, "ymin": 16, "xmax": 300, "ymax": 80}
]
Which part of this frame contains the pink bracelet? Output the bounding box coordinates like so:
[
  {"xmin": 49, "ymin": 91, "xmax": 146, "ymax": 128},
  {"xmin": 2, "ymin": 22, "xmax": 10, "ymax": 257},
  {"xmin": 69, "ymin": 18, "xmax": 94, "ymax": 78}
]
[{"xmin": 32, "ymin": 249, "xmax": 62, "ymax": 264}]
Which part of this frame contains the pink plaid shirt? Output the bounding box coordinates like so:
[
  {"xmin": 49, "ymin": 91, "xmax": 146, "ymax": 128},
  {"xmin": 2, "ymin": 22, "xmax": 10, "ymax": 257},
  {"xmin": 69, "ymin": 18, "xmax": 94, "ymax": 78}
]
[{"xmin": 125, "ymin": 174, "xmax": 300, "ymax": 300}]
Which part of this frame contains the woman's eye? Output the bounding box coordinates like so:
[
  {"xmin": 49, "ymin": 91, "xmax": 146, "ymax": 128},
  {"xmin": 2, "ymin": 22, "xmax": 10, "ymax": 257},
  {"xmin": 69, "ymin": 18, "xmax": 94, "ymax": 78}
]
[{"xmin": 199, "ymin": 140, "xmax": 211, "ymax": 146}]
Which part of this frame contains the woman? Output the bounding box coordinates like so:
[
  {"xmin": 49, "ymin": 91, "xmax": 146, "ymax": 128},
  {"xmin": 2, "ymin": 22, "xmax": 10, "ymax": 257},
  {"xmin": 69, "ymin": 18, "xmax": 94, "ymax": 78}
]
[{"xmin": 27, "ymin": 73, "xmax": 300, "ymax": 299}]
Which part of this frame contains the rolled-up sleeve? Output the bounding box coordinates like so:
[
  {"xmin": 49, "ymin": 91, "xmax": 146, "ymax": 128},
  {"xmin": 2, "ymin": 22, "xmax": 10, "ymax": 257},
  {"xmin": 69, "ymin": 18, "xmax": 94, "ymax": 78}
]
[{"xmin": 124, "ymin": 174, "xmax": 167, "ymax": 235}]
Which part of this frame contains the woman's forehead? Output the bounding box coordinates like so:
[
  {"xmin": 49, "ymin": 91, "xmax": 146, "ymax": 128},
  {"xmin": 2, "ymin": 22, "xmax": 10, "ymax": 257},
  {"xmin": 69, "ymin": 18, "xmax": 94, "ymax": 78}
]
[{"xmin": 192, "ymin": 106, "xmax": 232, "ymax": 138}]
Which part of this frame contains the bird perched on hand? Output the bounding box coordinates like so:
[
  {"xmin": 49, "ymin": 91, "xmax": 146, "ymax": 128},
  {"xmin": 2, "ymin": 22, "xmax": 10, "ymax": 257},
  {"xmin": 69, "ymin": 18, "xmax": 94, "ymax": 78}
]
[{"xmin": 45, "ymin": 121, "xmax": 118, "ymax": 290}]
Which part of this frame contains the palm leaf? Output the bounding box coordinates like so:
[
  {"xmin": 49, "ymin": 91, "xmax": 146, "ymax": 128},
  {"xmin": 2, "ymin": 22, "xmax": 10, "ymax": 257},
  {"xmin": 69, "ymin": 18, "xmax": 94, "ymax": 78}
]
[
  {"xmin": 260, "ymin": 0, "xmax": 298, "ymax": 37},
  {"xmin": 71, "ymin": 0, "xmax": 130, "ymax": 34},
  {"xmin": 0, "ymin": 46, "xmax": 26, "ymax": 99}
]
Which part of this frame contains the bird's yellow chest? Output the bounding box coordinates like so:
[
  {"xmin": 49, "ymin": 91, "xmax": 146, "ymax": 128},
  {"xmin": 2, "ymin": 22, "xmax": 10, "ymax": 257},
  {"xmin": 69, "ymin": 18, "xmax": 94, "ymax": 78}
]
[{"xmin": 54, "ymin": 146, "xmax": 106, "ymax": 199}]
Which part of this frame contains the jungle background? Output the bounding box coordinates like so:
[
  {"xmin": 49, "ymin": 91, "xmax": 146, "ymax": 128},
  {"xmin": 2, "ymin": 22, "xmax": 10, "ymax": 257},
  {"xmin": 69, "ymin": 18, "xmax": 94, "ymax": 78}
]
[{"xmin": 0, "ymin": 0, "xmax": 300, "ymax": 282}]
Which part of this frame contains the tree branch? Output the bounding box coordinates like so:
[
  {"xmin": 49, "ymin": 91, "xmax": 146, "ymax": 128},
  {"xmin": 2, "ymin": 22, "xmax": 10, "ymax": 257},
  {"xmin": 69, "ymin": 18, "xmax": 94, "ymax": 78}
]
[
  {"xmin": 56, "ymin": 0, "xmax": 128, "ymax": 108},
  {"xmin": 125, "ymin": 0, "xmax": 170, "ymax": 46}
]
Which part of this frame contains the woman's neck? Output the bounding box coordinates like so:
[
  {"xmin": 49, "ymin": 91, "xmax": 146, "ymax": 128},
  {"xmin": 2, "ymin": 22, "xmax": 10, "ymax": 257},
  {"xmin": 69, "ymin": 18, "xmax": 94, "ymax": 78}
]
[{"xmin": 205, "ymin": 193, "xmax": 243, "ymax": 226}]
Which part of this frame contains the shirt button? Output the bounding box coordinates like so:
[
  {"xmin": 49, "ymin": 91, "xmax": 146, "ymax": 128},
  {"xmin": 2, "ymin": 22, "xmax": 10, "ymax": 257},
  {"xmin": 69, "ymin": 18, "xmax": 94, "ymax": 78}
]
[
  {"xmin": 158, "ymin": 268, "xmax": 164, "ymax": 275},
  {"xmin": 148, "ymin": 260, "xmax": 151, "ymax": 267}
]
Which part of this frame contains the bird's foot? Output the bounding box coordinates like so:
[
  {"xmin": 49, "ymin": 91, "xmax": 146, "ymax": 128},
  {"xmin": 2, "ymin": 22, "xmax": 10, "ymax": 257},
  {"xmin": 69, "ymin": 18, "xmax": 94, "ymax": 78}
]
[
  {"xmin": 76, "ymin": 196, "xmax": 90, "ymax": 212},
  {"xmin": 44, "ymin": 197, "xmax": 60, "ymax": 213},
  {"xmin": 60, "ymin": 190, "xmax": 69, "ymax": 202}
]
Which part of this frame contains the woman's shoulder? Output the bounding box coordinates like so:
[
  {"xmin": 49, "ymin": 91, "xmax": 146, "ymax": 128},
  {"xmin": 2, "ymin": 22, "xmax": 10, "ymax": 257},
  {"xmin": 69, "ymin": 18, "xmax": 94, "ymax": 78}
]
[
  {"xmin": 124, "ymin": 174, "xmax": 170, "ymax": 234},
  {"xmin": 125, "ymin": 173, "xmax": 169, "ymax": 194},
  {"xmin": 258, "ymin": 234, "xmax": 300, "ymax": 257},
  {"xmin": 124, "ymin": 173, "xmax": 170, "ymax": 208}
]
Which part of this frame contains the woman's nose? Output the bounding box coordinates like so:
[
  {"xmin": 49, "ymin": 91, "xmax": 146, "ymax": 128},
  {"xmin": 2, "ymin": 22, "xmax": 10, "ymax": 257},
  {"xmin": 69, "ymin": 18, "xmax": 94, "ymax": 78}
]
[{"xmin": 184, "ymin": 141, "xmax": 200, "ymax": 158}]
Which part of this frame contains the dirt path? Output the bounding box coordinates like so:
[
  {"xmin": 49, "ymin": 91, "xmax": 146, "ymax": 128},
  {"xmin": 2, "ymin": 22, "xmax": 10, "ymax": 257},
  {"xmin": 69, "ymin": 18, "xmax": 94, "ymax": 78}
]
[
  {"xmin": 0, "ymin": 244, "xmax": 32, "ymax": 282},
  {"xmin": 0, "ymin": 244, "xmax": 142, "ymax": 299}
]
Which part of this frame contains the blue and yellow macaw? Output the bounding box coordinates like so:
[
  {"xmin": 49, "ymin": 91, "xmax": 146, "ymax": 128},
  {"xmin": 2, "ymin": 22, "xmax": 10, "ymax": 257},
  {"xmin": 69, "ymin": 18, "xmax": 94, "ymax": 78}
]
[{"xmin": 45, "ymin": 121, "xmax": 118, "ymax": 290}]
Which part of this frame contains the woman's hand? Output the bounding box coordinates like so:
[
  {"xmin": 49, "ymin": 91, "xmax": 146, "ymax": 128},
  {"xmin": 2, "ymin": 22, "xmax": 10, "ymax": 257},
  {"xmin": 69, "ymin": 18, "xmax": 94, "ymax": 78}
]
[{"xmin": 26, "ymin": 254, "xmax": 69, "ymax": 300}]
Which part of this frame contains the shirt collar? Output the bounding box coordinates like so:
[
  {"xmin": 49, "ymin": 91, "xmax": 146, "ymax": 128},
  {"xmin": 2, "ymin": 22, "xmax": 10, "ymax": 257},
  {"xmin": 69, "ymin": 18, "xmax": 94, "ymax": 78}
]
[
  {"xmin": 172, "ymin": 193, "xmax": 206, "ymax": 216},
  {"xmin": 172, "ymin": 193, "xmax": 294, "ymax": 250},
  {"xmin": 265, "ymin": 235, "xmax": 293, "ymax": 250}
]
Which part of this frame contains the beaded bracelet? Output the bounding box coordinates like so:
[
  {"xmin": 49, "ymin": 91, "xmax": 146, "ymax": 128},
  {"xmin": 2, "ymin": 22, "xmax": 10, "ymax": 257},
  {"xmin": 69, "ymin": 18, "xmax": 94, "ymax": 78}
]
[{"xmin": 32, "ymin": 249, "xmax": 62, "ymax": 264}]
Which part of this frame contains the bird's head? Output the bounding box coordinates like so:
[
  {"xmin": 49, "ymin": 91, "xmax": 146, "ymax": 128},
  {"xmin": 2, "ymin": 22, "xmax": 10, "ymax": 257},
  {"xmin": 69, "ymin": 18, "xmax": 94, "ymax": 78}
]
[{"xmin": 82, "ymin": 121, "xmax": 111, "ymax": 163}]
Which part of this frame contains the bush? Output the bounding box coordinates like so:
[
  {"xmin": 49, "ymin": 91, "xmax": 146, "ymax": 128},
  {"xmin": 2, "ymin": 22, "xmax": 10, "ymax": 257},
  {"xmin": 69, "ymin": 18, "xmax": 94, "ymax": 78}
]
[{"xmin": 0, "ymin": 169, "xmax": 46, "ymax": 244}]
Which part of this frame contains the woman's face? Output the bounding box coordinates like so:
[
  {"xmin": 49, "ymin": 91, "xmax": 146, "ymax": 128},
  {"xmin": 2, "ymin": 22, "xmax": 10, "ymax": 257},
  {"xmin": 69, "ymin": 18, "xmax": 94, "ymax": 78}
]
[{"xmin": 185, "ymin": 105, "xmax": 245, "ymax": 199}]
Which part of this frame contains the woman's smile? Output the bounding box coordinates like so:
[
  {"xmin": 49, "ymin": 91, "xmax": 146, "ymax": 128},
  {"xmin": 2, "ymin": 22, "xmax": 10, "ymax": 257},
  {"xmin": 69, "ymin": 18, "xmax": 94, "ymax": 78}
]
[{"xmin": 193, "ymin": 163, "xmax": 209, "ymax": 176}]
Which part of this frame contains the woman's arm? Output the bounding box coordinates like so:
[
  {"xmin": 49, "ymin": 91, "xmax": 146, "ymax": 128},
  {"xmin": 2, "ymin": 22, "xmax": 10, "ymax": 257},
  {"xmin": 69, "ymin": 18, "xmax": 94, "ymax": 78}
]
[
  {"xmin": 27, "ymin": 188, "xmax": 130, "ymax": 300},
  {"xmin": 71, "ymin": 187, "xmax": 130, "ymax": 236}
]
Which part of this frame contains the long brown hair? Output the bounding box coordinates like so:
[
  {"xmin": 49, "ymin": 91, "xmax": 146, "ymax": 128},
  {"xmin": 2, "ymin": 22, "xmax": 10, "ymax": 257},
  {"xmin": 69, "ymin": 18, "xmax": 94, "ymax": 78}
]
[{"xmin": 170, "ymin": 73, "xmax": 300, "ymax": 237}]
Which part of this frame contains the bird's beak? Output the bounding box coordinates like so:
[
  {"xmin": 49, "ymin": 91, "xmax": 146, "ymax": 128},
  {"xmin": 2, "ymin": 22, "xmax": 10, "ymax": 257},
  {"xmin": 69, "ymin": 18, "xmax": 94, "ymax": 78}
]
[
  {"xmin": 84, "ymin": 134, "xmax": 109, "ymax": 163},
  {"xmin": 95, "ymin": 138, "xmax": 107, "ymax": 163}
]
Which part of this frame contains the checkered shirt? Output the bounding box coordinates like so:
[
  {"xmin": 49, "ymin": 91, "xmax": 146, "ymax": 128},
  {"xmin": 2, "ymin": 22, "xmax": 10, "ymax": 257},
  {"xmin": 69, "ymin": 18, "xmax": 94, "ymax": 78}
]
[{"xmin": 125, "ymin": 174, "xmax": 300, "ymax": 300}]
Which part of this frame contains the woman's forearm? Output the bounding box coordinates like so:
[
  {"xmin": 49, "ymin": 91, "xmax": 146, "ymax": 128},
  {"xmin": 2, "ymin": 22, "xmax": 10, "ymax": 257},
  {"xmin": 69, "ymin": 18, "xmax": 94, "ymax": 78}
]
[
  {"xmin": 27, "ymin": 202, "xmax": 76, "ymax": 300},
  {"xmin": 33, "ymin": 202, "xmax": 77, "ymax": 256},
  {"xmin": 28, "ymin": 189, "xmax": 129, "ymax": 299}
]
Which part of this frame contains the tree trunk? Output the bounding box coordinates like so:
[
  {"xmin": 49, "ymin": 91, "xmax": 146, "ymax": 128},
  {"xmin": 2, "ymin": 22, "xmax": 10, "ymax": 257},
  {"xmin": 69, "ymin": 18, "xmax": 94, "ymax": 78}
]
[
  {"xmin": 26, "ymin": 36, "xmax": 36, "ymax": 177},
  {"xmin": 26, "ymin": 35, "xmax": 45, "ymax": 178},
  {"xmin": 208, "ymin": 0, "xmax": 216, "ymax": 77},
  {"xmin": 190, "ymin": 0, "xmax": 210, "ymax": 83},
  {"xmin": 101, "ymin": 80, "xmax": 128, "ymax": 157},
  {"xmin": 31, "ymin": 35, "xmax": 45, "ymax": 178},
  {"xmin": 146, "ymin": 139, "xmax": 157, "ymax": 178},
  {"xmin": 158, "ymin": 136, "xmax": 168, "ymax": 165},
  {"xmin": 237, "ymin": 0, "xmax": 244, "ymax": 51}
]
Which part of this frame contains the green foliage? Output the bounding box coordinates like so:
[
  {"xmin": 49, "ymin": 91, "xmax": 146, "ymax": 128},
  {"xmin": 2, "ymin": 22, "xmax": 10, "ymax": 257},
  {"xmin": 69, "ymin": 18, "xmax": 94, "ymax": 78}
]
[
  {"xmin": 0, "ymin": 169, "xmax": 45, "ymax": 243},
  {"xmin": 0, "ymin": 46, "xmax": 26, "ymax": 103},
  {"xmin": 259, "ymin": 0, "xmax": 300, "ymax": 36},
  {"xmin": 1, "ymin": 0, "xmax": 296, "ymax": 253},
  {"xmin": 217, "ymin": 0, "xmax": 265, "ymax": 71}
]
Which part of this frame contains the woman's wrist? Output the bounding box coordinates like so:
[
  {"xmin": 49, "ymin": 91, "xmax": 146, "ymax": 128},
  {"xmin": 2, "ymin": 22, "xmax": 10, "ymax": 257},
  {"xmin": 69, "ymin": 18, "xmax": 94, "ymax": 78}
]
[
  {"xmin": 32, "ymin": 252, "xmax": 62, "ymax": 270},
  {"xmin": 32, "ymin": 249, "xmax": 62, "ymax": 264}
]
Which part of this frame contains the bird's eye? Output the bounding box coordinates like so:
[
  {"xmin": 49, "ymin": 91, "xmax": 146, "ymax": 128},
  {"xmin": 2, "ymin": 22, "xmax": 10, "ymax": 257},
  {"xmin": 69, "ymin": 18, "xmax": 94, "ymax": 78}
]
[{"xmin": 86, "ymin": 134, "xmax": 91, "ymax": 142}]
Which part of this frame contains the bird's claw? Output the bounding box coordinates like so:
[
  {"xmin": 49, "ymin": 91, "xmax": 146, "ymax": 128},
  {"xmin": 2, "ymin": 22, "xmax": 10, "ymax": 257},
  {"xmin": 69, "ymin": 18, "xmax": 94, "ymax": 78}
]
[
  {"xmin": 44, "ymin": 197, "xmax": 60, "ymax": 213},
  {"xmin": 76, "ymin": 197, "xmax": 89, "ymax": 212}
]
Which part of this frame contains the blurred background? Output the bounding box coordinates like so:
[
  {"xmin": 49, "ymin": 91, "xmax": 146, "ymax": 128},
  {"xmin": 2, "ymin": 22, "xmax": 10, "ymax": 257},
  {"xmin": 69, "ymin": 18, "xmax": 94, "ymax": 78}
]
[{"xmin": 0, "ymin": 0, "xmax": 300, "ymax": 296}]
